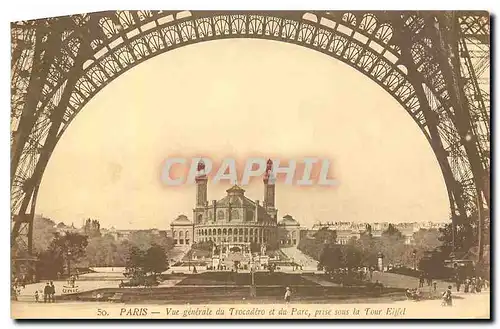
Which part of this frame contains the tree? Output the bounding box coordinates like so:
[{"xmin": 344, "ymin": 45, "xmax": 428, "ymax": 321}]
[
  {"xmin": 418, "ymin": 249, "xmax": 450, "ymax": 279},
  {"xmin": 319, "ymin": 244, "xmax": 344, "ymax": 274},
  {"xmin": 37, "ymin": 231, "xmax": 89, "ymax": 278},
  {"xmin": 51, "ymin": 231, "xmax": 88, "ymax": 261},
  {"xmin": 378, "ymin": 225, "xmax": 407, "ymax": 265},
  {"xmin": 124, "ymin": 246, "xmax": 146, "ymax": 284},
  {"xmin": 439, "ymin": 221, "xmax": 476, "ymax": 253},
  {"xmin": 36, "ymin": 250, "xmax": 64, "ymax": 279},
  {"xmin": 126, "ymin": 230, "xmax": 174, "ymax": 253},
  {"xmin": 124, "ymin": 244, "xmax": 168, "ymax": 286},
  {"xmin": 81, "ymin": 234, "xmax": 128, "ymax": 267},
  {"xmin": 348, "ymin": 232, "xmax": 378, "ymax": 267},
  {"xmin": 297, "ymin": 237, "xmax": 325, "ymax": 260},
  {"xmin": 144, "ymin": 244, "xmax": 168, "ymax": 277},
  {"xmin": 438, "ymin": 211, "xmax": 489, "ymax": 254},
  {"xmin": 342, "ymin": 244, "xmax": 363, "ymax": 270},
  {"xmin": 314, "ymin": 227, "xmax": 337, "ymax": 244},
  {"xmin": 382, "ymin": 224, "xmax": 403, "ymax": 239},
  {"xmin": 32, "ymin": 216, "xmax": 57, "ymax": 253},
  {"xmin": 413, "ymin": 229, "xmax": 441, "ymax": 250}
]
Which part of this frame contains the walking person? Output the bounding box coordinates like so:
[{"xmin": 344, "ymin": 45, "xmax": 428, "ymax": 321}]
[
  {"xmin": 49, "ymin": 281, "xmax": 56, "ymax": 303},
  {"xmin": 442, "ymin": 285, "xmax": 453, "ymax": 307},
  {"xmin": 11, "ymin": 285, "xmax": 17, "ymax": 301},
  {"xmin": 475, "ymin": 277, "xmax": 482, "ymax": 293},
  {"xmin": 43, "ymin": 282, "xmax": 50, "ymax": 303},
  {"xmin": 471, "ymin": 277, "xmax": 477, "ymax": 293},
  {"xmin": 34, "ymin": 290, "xmax": 39, "ymax": 303},
  {"xmin": 284, "ymin": 287, "xmax": 291, "ymax": 304},
  {"xmin": 418, "ymin": 273, "xmax": 425, "ymax": 288}
]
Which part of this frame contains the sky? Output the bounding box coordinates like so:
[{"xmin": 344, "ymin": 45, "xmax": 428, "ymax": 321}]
[{"xmin": 35, "ymin": 39, "xmax": 450, "ymax": 230}]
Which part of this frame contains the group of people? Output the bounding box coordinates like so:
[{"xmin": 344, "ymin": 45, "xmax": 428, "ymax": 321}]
[
  {"xmin": 67, "ymin": 274, "xmax": 78, "ymax": 288},
  {"xmin": 455, "ymin": 276, "xmax": 488, "ymax": 293},
  {"xmin": 11, "ymin": 284, "xmax": 23, "ymax": 301},
  {"xmin": 405, "ymin": 288, "xmax": 424, "ymax": 301},
  {"xmin": 38, "ymin": 281, "xmax": 56, "ymax": 303},
  {"xmin": 418, "ymin": 272, "xmax": 435, "ymax": 288},
  {"xmin": 406, "ymin": 283, "xmax": 453, "ymax": 306}
]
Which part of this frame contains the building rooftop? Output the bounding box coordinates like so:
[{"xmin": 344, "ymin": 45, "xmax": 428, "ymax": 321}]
[
  {"xmin": 278, "ymin": 215, "xmax": 300, "ymax": 226},
  {"xmin": 171, "ymin": 214, "xmax": 193, "ymax": 226}
]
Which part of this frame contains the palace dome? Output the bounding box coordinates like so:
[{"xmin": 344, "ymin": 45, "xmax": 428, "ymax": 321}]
[{"xmin": 278, "ymin": 215, "xmax": 300, "ymax": 227}]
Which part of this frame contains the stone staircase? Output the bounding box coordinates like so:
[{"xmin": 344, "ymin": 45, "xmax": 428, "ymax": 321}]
[{"xmin": 280, "ymin": 246, "xmax": 319, "ymax": 271}]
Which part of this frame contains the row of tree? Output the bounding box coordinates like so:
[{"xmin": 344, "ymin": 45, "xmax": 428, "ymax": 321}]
[
  {"xmin": 33, "ymin": 216, "xmax": 174, "ymax": 280},
  {"xmin": 298, "ymin": 224, "xmax": 443, "ymax": 272}
]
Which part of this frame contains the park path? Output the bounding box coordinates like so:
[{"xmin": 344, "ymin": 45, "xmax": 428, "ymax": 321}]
[
  {"xmin": 14, "ymin": 280, "xmax": 121, "ymax": 302},
  {"xmin": 371, "ymin": 271, "xmax": 451, "ymax": 290}
]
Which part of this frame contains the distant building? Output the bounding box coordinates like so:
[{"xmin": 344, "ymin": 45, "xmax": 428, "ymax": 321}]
[{"xmin": 310, "ymin": 221, "xmax": 447, "ymax": 245}]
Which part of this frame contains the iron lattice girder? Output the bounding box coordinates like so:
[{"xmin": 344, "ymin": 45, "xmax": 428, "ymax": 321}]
[
  {"xmin": 10, "ymin": 11, "xmax": 490, "ymax": 256},
  {"xmin": 432, "ymin": 13, "xmax": 489, "ymax": 208},
  {"xmin": 390, "ymin": 11, "xmax": 490, "ymax": 215}
]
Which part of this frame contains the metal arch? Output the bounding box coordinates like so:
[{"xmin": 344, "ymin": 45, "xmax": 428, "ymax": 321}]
[
  {"xmin": 63, "ymin": 11, "xmax": 427, "ymax": 134},
  {"xmin": 10, "ymin": 10, "xmax": 490, "ymax": 258}
]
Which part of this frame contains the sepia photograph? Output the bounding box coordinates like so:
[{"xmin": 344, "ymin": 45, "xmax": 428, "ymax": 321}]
[{"xmin": 9, "ymin": 9, "xmax": 490, "ymax": 320}]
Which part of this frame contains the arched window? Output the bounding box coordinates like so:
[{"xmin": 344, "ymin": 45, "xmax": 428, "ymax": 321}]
[
  {"xmin": 223, "ymin": 228, "xmax": 227, "ymax": 235},
  {"xmin": 231, "ymin": 210, "xmax": 239, "ymax": 219},
  {"xmin": 212, "ymin": 228, "xmax": 216, "ymax": 235},
  {"xmin": 228, "ymin": 228, "xmax": 233, "ymax": 235},
  {"xmin": 244, "ymin": 228, "xmax": 248, "ymax": 235},
  {"xmin": 250, "ymin": 228, "xmax": 254, "ymax": 235},
  {"xmin": 173, "ymin": 231, "xmax": 178, "ymax": 237},
  {"xmin": 291, "ymin": 231, "xmax": 296, "ymax": 238},
  {"xmin": 185, "ymin": 230, "xmax": 190, "ymax": 238},
  {"xmin": 179, "ymin": 231, "xmax": 184, "ymax": 237},
  {"xmin": 218, "ymin": 228, "xmax": 222, "ymax": 235},
  {"xmin": 218, "ymin": 210, "xmax": 225, "ymax": 220},
  {"xmin": 239, "ymin": 228, "xmax": 243, "ymax": 235},
  {"xmin": 197, "ymin": 214, "xmax": 203, "ymax": 223}
]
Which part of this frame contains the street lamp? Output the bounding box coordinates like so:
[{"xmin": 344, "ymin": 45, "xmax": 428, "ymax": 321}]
[
  {"xmin": 412, "ymin": 249, "xmax": 417, "ymax": 270},
  {"xmin": 377, "ymin": 252, "xmax": 384, "ymax": 272},
  {"xmin": 250, "ymin": 260, "xmax": 256, "ymax": 298},
  {"xmin": 67, "ymin": 250, "xmax": 72, "ymax": 277}
]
